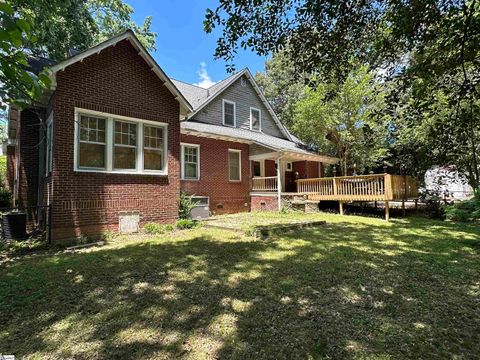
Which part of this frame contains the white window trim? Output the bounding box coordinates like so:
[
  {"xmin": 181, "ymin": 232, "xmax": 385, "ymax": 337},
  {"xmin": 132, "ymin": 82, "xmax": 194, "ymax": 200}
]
[
  {"xmin": 286, "ymin": 161, "xmax": 293, "ymax": 172},
  {"xmin": 73, "ymin": 108, "xmax": 168, "ymax": 175},
  {"xmin": 45, "ymin": 113, "xmax": 53, "ymax": 176},
  {"xmin": 228, "ymin": 149, "xmax": 242, "ymax": 182},
  {"xmin": 222, "ymin": 99, "xmax": 236, "ymax": 127},
  {"xmin": 181, "ymin": 143, "xmax": 200, "ymax": 181},
  {"xmin": 249, "ymin": 107, "xmax": 262, "ymax": 131}
]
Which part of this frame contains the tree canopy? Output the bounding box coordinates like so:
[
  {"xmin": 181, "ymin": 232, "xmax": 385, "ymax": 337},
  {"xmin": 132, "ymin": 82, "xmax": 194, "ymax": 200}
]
[
  {"xmin": 1, "ymin": 0, "xmax": 155, "ymax": 107},
  {"xmin": 208, "ymin": 0, "xmax": 480, "ymax": 191}
]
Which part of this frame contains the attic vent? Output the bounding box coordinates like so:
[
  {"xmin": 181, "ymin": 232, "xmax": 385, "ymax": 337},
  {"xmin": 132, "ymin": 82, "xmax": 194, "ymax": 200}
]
[{"xmin": 241, "ymin": 78, "xmax": 247, "ymax": 87}]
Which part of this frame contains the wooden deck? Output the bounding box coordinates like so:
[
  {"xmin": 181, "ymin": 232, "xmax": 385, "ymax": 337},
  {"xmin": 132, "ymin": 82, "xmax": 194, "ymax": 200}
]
[
  {"xmin": 251, "ymin": 173, "xmax": 419, "ymax": 220},
  {"xmin": 296, "ymin": 174, "xmax": 419, "ymax": 202}
]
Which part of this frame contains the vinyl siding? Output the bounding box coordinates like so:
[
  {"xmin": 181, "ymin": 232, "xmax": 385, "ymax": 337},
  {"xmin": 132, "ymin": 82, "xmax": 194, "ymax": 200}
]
[{"xmin": 192, "ymin": 75, "xmax": 286, "ymax": 139}]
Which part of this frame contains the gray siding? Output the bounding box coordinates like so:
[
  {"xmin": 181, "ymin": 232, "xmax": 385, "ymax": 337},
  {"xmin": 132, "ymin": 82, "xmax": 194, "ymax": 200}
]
[
  {"xmin": 249, "ymin": 143, "xmax": 275, "ymax": 156},
  {"xmin": 192, "ymin": 75, "xmax": 286, "ymax": 139}
]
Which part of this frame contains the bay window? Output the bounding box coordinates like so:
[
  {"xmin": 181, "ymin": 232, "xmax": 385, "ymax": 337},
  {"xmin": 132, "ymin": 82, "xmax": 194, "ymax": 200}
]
[{"xmin": 75, "ymin": 109, "xmax": 168, "ymax": 175}]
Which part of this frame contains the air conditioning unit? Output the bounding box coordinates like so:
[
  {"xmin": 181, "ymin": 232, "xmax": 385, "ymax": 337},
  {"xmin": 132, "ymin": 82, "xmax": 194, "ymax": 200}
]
[{"xmin": 191, "ymin": 196, "xmax": 210, "ymax": 219}]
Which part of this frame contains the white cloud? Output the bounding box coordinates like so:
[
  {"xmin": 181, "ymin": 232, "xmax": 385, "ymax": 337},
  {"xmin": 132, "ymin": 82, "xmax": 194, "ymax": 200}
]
[{"xmin": 193, "ymin": 62, "xmax": 216, "ymax": 88}]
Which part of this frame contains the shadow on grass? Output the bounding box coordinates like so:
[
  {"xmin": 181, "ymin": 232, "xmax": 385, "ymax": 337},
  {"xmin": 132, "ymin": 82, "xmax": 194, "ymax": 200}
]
[{"xmin": 0, "ymin": 218, "xmax": 479, "ymax": 359}]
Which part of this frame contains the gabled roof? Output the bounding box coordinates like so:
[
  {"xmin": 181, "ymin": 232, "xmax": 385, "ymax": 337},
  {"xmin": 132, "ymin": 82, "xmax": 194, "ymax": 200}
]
[
  {"xmin": 48, "ymin": 30, "xmax": 192, "ymax": 114},
  {"xmin": 181, "ymin": 121, "xmax": 339, "ymax": 164},
  {"xmin": 176, "ymin": 68, "xmax": 292, "ymax": 141}
]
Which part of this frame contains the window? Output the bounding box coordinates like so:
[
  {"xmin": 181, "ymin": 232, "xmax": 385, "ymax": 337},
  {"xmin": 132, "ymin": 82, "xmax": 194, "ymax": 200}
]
[
  {"xmin": 74, "ymin": 109, "xmax": 168, "ymax": 175},
  {"xmin": 228, "ymin": 149, "xmax": 241, "ymax": 181},
  {"xmin": 114, "ymin": 121, "xmax": 137, "ymax": 170},
  {"xmin": 78, "ymin": 114, "xmax": 106, "ymax": 169},
  {"xmin": 223, "ymin": 99, "xmax": 236, "ymax": 127},
  {"xmin": 286, "ymin": 161, "xmax": 293, "ymax": 172},
  {"xmin": 143, "ymin": 126, "xmax": 164, "ymax": 171},
  {"xmin": 181, "ymin": 144, "xmax": 200, "ymax": 180},
  {"xmin": 45, "ymin": 115, "xmax": 53, "ymax": 175},
  {"xmin": 250, "ymin": 107, "xmax": 261, "ymax": 131},
  {"xmin": 252, "ymin": 160, "xmax": 264, "ymax": 177}
]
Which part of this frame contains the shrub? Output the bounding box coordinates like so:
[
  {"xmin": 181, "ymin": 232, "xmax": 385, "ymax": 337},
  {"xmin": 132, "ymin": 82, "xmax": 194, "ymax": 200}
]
[
  {"xmin": 444, "ymin": 194, "xmax": 480, "ymax": 222},
  {"xmin": 176, "ymin": 219, "xmax": 197, "ymax": 229},
  {"xmin": 178, "ymin": 192, "xmax": 198, "ymax": 219},
  {"xmin": 419, "ymin": 189, "xmax": 445, "ymax": 219},
  {"xmin": 101, "ymin": 230, "xmax": 117, "ymax": 241},
  {"xmin": 0, "ymin": 187, "xmax": 12, "ymax": 208},
  {"xmin": 143, "ymin": 222, "xmax": 167, "ymax": 234}
]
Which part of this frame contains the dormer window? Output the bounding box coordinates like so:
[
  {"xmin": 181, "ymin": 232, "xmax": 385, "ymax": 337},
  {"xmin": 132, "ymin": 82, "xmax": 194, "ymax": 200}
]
[
  {"xmin": 250, "ymin": 107, "xmax": 261, "ymax": 131},
  {"xmin": 223, "ymin": 99, "xmax": 236, "ymax": 127}
]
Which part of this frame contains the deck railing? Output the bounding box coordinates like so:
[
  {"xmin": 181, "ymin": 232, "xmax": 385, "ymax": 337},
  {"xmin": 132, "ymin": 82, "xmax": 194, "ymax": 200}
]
[
  {"xmin": 297, "ymin": 174, "xmax": 418, "ymax": 201},
  {"xmin": 252, "ymin": 176, "xmax": 278, "ymax": 192}
]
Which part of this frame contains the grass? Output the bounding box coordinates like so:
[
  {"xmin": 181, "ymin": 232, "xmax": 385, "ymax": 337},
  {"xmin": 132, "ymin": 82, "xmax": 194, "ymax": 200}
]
[{"xmin": 1, "ymin": 213, "xmax": 479, "ymax": 359}]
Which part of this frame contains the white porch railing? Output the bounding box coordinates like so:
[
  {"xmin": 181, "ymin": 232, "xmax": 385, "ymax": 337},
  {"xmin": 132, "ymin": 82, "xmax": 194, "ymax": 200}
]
[{"xmin": 252, "ymin": 176, "xmax": 278, "ymax": 191}]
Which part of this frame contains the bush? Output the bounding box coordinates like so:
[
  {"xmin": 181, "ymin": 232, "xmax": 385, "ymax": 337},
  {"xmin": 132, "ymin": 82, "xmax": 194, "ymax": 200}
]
[
  {"xmin": 176, "ymin": 219, "xmax": 197, "ymax": 229},
  {"xmin": 178, "ymin": 192, "xmax": 198, "ymax": 219},
  {"xmin": 0, "ymin": 187, "xmax": 12, "ymax": 208},
  {"xmin": 419, "ymin": 189, "xmax": 446, "ymax": 219},
  {"xmin": 101, "ymin": 230, "xmax": 117, "ymax": 241},
  {"xmin": 444, "ymin": 194, "xmax": 480, "ymax": 222},
  {"xmin": 143, "ymin": 222, "xmax": 169, "ymax": 234}
]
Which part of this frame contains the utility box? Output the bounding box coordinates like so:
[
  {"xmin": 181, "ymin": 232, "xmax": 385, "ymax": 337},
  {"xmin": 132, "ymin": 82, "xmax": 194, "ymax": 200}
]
[{"xmin": 191, "ymin": 196, "xmax": 210, "ymax": 219}]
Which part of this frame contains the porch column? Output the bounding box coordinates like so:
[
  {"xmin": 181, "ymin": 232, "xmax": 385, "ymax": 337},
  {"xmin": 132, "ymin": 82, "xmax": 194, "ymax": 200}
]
[{"xmin": 276, "ymin": 157, "xmax": 282, "ymax": 211}]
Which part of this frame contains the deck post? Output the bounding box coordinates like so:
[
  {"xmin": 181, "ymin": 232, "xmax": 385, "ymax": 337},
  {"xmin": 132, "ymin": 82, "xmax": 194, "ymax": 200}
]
[
  {"xmin": 339, "ymin": 201, "xmax": 344, "ymax": 215},
  {"xmin": 276, "ymin": 157, "xmax": 282, "ymax": 211},
  {"xmin": 402, "ymin": 200, "xmax": 406, "ymax": 216},
  {"xmin": 385, "ymin": 201, "xmax": 390, "ymax": 221}
]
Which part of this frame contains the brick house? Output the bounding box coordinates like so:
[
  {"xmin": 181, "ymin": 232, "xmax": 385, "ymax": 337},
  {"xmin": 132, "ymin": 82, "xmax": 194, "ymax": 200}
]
[{"xmin": 7, "ymin": 31, "xmax": 337, "ymax": 241}]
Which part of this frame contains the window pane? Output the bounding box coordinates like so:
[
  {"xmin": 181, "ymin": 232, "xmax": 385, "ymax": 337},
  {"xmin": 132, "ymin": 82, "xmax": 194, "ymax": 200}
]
[
  {"xmin": 115, "ymin": 121, "xmax": 137, "ymax": 146},
  {"xmin": 229, "ymin": 151, "xmax": 240, "ymax": 180},
  {"xmin": 79, "ymin": 143, "xmax": 105, "ymax": 168},
  {"xmin": 144, "ymin": 149, "xmax": 163, "ymax": 170},
  {"xmin": 114, "ymin": 146, "xmax": 136, "ymax": 169},
  {"xmin": 144, "ymin": 126, "xmax": 163, "ymax": 149},
  {"xmin": 253, "ymin": 161, "xmax": 261, "ymax": 177},
  {"xmin": 185, "ymin": 163, "xmax": 197, "ymax": 178},
  {"xmin": 251, "ymin": 109, "xmax": 260, "ymax": 130}
]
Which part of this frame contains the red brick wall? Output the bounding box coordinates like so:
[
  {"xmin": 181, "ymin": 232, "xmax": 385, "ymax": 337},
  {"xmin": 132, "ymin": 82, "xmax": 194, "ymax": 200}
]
[
  {"xmin": 51, "ymin": 40, "xmax": 180, "ymax": 240},
  {"xmin": 251, "ymin": 194, "xmax": 278, "ymax": 211},
  {"xmin": 180, "ymin": 134, "xmax": 250, "ymax": 214}
]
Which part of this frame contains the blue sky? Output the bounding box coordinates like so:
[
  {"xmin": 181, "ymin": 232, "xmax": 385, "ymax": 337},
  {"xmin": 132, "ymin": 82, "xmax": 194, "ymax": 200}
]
[{"xmin": 127, "ymin": 0, "xmax": 268, "ymax": 87}]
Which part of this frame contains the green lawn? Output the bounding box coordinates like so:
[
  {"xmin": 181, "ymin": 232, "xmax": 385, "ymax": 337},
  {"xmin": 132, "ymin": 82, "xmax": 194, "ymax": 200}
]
[{"xmin": 1, "ymin": 213, "xmax": 479, "ymax": 359}]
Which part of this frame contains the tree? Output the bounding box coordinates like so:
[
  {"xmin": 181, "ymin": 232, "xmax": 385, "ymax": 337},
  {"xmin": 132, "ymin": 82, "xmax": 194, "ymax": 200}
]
[
  {"xmin": 15, "ymin": 0, "xmax": 156, "ymax": 61},
  {"xmin": 0, "ymin": 2, "xmax": 50, "ymax": 108},
  {"xmin": 293, "ymin": 66, "xmax": 388, "ymax": 175},
  {"xmin": 255, "ymin": 49, "xmax": 305, "ymax": 128}
]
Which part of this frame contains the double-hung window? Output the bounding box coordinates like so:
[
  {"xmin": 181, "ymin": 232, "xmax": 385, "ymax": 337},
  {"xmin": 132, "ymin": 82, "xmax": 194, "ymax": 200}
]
[
  {"xmin": 143, "ymin": 126, "xmax": 164, "ymax": 171},
  {"xmin": 114, "ymin": 121, "xmax": 137, "ymax": 170},
  {"xmin": 75, "ymin": 109, "xmax": 168, "ymax": 175},
  {"xmin": 223, "ymin": 99, "xmax": 236, "ymax": 127},
  {"xmin": 181, "ymin": 144, "xmax": 200, "ymax": 180},
  {"xmin": 250, "ymin": 107, "xmax": 261, "ymax": 131},
  {"xmin": 78, "ymin": 114, "xmax": 106, "ymax": 169},
  {"xmin": 228, "ymin": 149, "xmax": 241, "ymax": 182}
]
